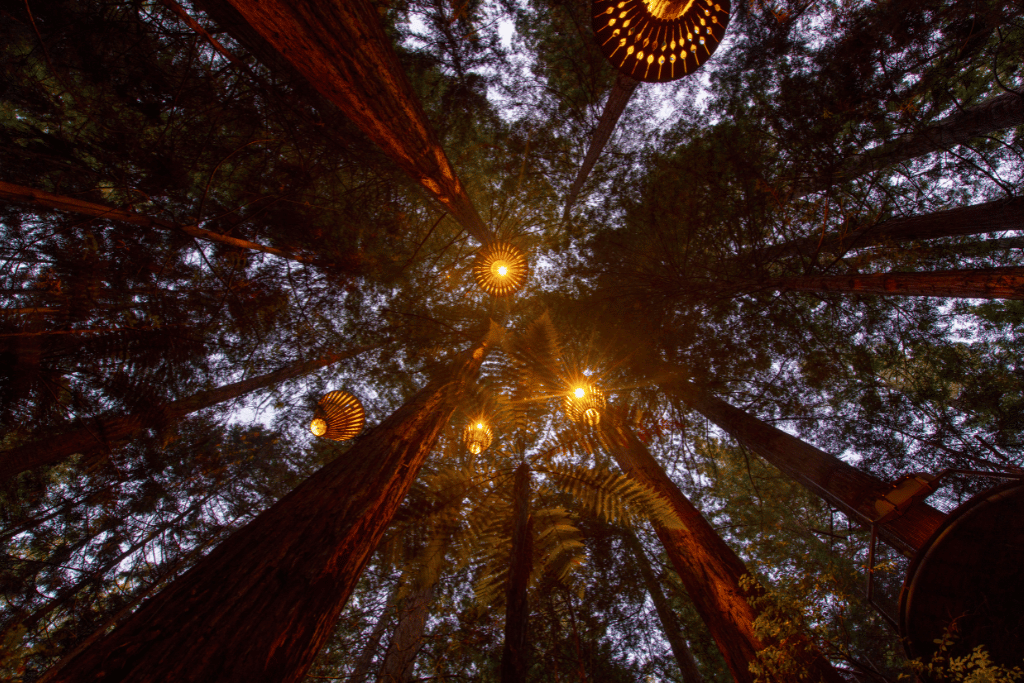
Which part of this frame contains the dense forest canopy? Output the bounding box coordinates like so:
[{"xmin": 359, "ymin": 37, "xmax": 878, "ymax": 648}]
[{"xmin": 0, "ymin": 0, "xmax": 1022, "ymax": 681}]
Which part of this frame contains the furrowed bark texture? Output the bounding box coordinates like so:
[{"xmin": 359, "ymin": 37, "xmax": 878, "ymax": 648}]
[
  {"xmin": 752, "ymin": 196, "xmax": 1024, "ymax": 262},
  {"xmin": 563, "ymin": 73, "xmax": 639, "ymax": 220},
  {"xmin": 43, "ymin": 343, "xmax": 487, "ymax": 683},
  {"xmin": 770, "ymin": 266, "xmax": 1024, "ymax": 300},
  {"xmin": 37, "ymin": 541, "xmax": 216, "ymax": 683},
  {"xmin": 215, "ymin": 0, "xmax": 492, "ymax": 243},
  {"xmin": 598, "ymin": 413, "xmax": 845, "ymax": 683},
  {"xmin": 500, "ymin": 462, "xmax": 532, "ymax": 683},
  {"xmin": 794, "ymin": 91, "xmax": 1024, "ymax": 198},
  {"xmin": 621, "ymin": 530, "xmax": 704, "ymax": 683},
  {"xmin": 0, "ymin": 180, "xmax": 320, "ymax": 265},
  {"xmin": 376, "ymin": 581, "xmax": 436, "ymax": 683},
  {"xmin": 673, "ymin": 383, "xmax": 945, "ymax": 555},
  {"xmin": 0, "ymin": 345, "xmax": 376, "ymax": 482}
]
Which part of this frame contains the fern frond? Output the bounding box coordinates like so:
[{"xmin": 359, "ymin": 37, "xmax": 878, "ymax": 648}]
[{"xmin": 540, "ymin": 463, "xmax": 685, "ymax": 530}]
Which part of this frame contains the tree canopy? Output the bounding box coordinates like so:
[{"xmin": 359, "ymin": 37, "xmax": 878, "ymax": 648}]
[{"xmin": 1, "ymin": 0, "xmax": 1022, "ymax": 681}]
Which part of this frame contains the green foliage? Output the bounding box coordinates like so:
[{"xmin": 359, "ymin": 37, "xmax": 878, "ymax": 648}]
[
  {"xmin": 902, "ymin": 631, "xmax": 1024, "ymax": 683},
  {"xmin": 540, "ymin": 462, "xmax": 684, "ymax": 530}
]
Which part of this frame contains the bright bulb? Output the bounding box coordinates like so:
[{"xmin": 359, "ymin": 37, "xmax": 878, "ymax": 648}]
[
  {"xmin": 497, "ymin": 265, "xmax": 508, "ymax": 276},
  {"xmin": 310, "ymin": 418, "xmax": 327, "ymax": 437},
  {"xmin": 574, "ymin": 387, "xmax": 586, "ymax": 399},
  {"xmin": 476, "ymin": 423, "xmax": 485, "ymax": 430}
]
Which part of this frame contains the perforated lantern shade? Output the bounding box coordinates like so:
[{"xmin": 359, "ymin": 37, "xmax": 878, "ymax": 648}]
[
  {"xmin": 463, "ymin": 422, "xmax": 494, "ymax": 455},
  {"xmin": 564, "ymin": 385, "xmax": 606, "ymax": 426},
  {"xmin": 310, "ymin": 390, "xmax": 365, "ymax": 441},
  {"xmin": 593, "ymin": 0, "xmax": 731, "ymax": 83},
  {"xmin": 472, "ymin": 241, "xmax": 528, "ymax": 297}
]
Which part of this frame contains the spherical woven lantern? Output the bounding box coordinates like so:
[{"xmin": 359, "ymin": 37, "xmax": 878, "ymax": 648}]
[
  {"xmin": 472, "ymin": 241, "xmax": 528, "ymax": 297},
  {"xmin": 563, "ymin": 384, "xmax": 606, "ymax": 426},
  {"xmin": 593, "ymin": 0, "xmax": 731, "ymax": 83},
  {"xmin": 310, "ymin": 390, "xmax": 365, "ymax": 441},
  {"xmin": 463, "ymin": 421, "xmax": 494, "ymax": 455}
]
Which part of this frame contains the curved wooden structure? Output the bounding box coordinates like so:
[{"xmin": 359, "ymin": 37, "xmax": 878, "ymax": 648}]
[
  {"xmin": 472, "ymin": 241, "xmax": 528, "ymax": 297},
  {"xmin": 900, "ymin": 480, "xmax": 1024, "ymax": 667},
  {"xmin": 563, "ymin": 383, "xmax": 606, "ymax": 426},
  {"xmin": 593, "ymin": 0, "xmax": 731, "ymax": 83},
  {"xmin": 462, "ymin": 421, "xmax": 494, "ymax": 455},
  {"xmin": 311, "ymin": 390, "xmax": 365, "ymax": 441}
]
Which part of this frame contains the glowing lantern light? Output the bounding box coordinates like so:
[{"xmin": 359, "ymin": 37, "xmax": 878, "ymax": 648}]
[
  {"xmin": 473, "ymin": 241, "xmax": 528, "ymax": 296},
  {"xmin": 591, "ymin": 0, "xmax": 731, "ymax": 83},
  {"xmin": 310, "ymin": 390, "xmax": 365, "ymax": 441},
  {"xmin": 564, "ymin": 383, "xmax": 606, "ymax": 426},
  {"xmin": 463, "ymin": 421, "xmax": 494, "ymax": 455}
]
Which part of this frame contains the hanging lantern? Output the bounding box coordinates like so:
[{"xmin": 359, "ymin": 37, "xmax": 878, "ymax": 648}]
[
  {"xmin": 472, "ymin": 241, "xmax": 528, "ymax": 297},
  {"xmin": 592, "ymin": 0, "xmax": 731, "ymax": 83},
  {"xmin": 309, "ymin": 390, "xmax": 365, "ymax": 441},
  {"xmin": 564, "ymin": 383, "xmax": 606, "ymax": 426},
  {"xmin": 463, "ymin": 421, "xmax": 494, "ymax": 455}
]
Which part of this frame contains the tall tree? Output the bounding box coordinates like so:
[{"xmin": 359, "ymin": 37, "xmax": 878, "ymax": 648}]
[
  {"xmin": 0, "ymin": 343, "xmax": 378, "ymax": 481},
  {"xmin": 0, "ymin": 180, "xmax": 324, "ymax": 266},
  {"xmin": 792, "ymin": 90, "xmax": 1024, "ymax": 199},
  {"xmin": 620, "ymin": 528, "xmax": 705, "ymax": 683},
  {"xmin": 669, "ymin": 381, "xmax": 946, "ymax": 554},
  {"xmin": 202, "ymin": 0, "xmax": 493, "ymax": 242},
  {"xmin": 500, "ymin": 461, "xmax": 533, "ymax": 683},
  {"xmin": 595, "ymin": 407, "xmax": 846, "ymax": 683},
  {"xmin": 748, "ymin": 196, "xmax": 1024, "ymax": 263},
  {"xmin": 41, "ymin": 341, "xmax": 488, "ymax": 683},
  {"xmin": 765, "ymin": 266, "xmax": 1024, "ymax": 301},
  {"xmin": 563, "ymin": 73, "xmax": 639, "ymax": 220}
]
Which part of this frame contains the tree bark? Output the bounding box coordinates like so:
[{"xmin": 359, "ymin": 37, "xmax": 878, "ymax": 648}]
[
  {"xmin": 751, "ymin": 196, "xmax": 1024, "ymax": 262},
  {"xmin": 620, "ymin": 529, "xmax": 704, "ymax": 683},
  {"xmin": 207, "ymin": 0, "xmax": 492, "ymax": 243},
  {"xmin": 0, "ymin": 180, "xmax": 321, "ymax": 266},
  {"xmin": 563, "ymin": 73, "xmax": 640, "ymax": 221},
  {"xmin": 597, "ymin": 411, "xmax": 845, "ymax": 683},
  {"xmin": 840, "ymin": 237, "xmax": 1024, "ymax": 270},
  {"xmin": 500, "ymin": 462, "xmax": 533, "ymax": 683},
  {"xmin": 375, "ymin": 580, "xmax": 437, "ymax": 683},
  {"xmin": 768, "ymin": 266, "xmax": 1024, "ymax": 300},
  {"xmin": 42, "ymin": 342, "xmax": 488, "ymax": 683},
  {"xmin": 793, "ymin": 91, "xmax": 1024, "ymax": 198},
  {"xmin": 0, "ymin": 343, "xmax": 378, "ymax": 482},
  {"xmin": 671, "ymin": 382, "xmax": 946, "ymax": 555},
  {"xmin": 36, "ymin": 540, "xmax": 216, "ymax": 683}
]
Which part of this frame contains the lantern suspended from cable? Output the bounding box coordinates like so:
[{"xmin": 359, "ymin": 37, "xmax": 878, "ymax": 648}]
[
  {"xmin": 463, "ymin": 421, "xmax": 494, "ymax": 455},
  {"xmin": 593, "ymin": 0, "xmax": 731, "ymax": 83},
  {"xmin": 309, "ymin": 390, "xmax": 365, "ymax": 441},
  {"xmin": 472, "ymin": 241, "xmax": 528, "ymax": 297},
  {"xmin": 564, "ymin": 383, "xmax": 606, "ymax": 426}
]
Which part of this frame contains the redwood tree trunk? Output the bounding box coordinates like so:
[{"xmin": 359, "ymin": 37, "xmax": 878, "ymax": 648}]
[
  {"xmin": 597, "ymin": 412, "xmax": 845, "ymax": 683},
  {"xmin": 751, "ymin": 196, "xmax": 1024, "ymax": 262},
  {"xmin": 563, "ymin": 73, "xmax": 640, "ymax": 220},
  {"xmin": 794, "ymin": 91, "xmax": 1024, "ymax": 198},
  {"xmin": 42, "ymin": 342, "xmax": 488, "ymax": 683},
  {"xmin": 500, "ymin": 462, "xmax": 533, "ymax": 683},
  {"xmin": 0, "ymin": 344, "xmax": 377, "ymax": 481},
  {"xmin": 0, "ymin": 180, "xmax": 321, "ymax": 266},
  {"xmin": 672, "ymin": 382, "xmax": 946, "ymax": 555},
  {"xmin": 209, "ymin": 0, "xmax": 492, "ymax": 242},
  {"xmin": 768, "ymin": 266, "xmax": 1024, "ymax": 300},
  {"xmin": 375, "ymin": 580, "xmax": 437, "ymax": 683},
  {"xmin": 621, "ymin": 529, "xmax": 704, "ymax": 683},
  {"xmin": 840, "ymin": 237, "xmax": 1024, "ymax": 270}
]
